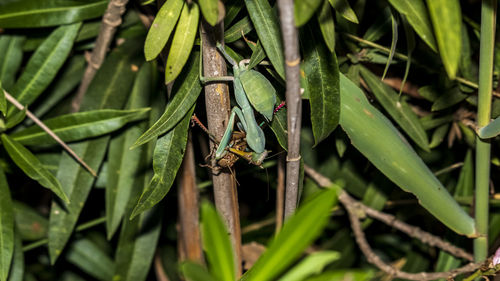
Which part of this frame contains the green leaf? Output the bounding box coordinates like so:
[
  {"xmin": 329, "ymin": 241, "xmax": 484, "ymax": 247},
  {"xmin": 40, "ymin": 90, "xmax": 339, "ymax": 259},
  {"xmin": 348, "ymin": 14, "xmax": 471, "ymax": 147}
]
[
  {"xmin": 165, "ymin": 3, "xmax": 199, "ymax": 84},
  {"xmin": 455, "ymin": 150, "xmax": 474, "ymax": 197},
  {"xmin": 329, "ymin": 0, "xmax": 358, "ymax": 24},
  {"xmin": 199, "ymin": 0, "xmax": 219, "ymax": 26},
  {"xmin": 1, "ymin": 134, "xmax": 68, "ymax": 202},
  {"xmin": 13, "ymin": 201, "xmax": 48, "ymax": 241},
  {"xmin": 0, "ymin": 0, "xmax": 107, "ymax": 28},
  {"xmin": 359, "ymin": 67, "xmax": 430, "ymax": 151},
  {"xmin": 224, "ymin": 0, "xmax": 243, "ymax": 26},
  {"xmin": 65, "ymin": 238, "xmax": 114, "ymax": 281},
  {"xmin": 143, "ymin": 0, "xmax": 184, "ymax": 61},
  {"xmin": 317, "ymin": 0, "xmax": 335, "ymax": 53},
  {"xmin": 4, "ymin": 108, "xmax": 25, "ymax": 130},
  {"xmin": 431, "ymin": 86, "xmax": 467, "ymax": 111},
  {"xmin": 307, "ymin": 270, "xmax": 374, "ymax": 281},
  {"xmin": 381, "ymin": 9, "xmax": 398, "ymax": 80},
  {"xmin": 0, "ymin": 35, "xmax": 24, "ymax": 90},
  {"xmin": 130, "ymin": 105, "xmax": 194, "ymax": 218},
  {"xmin": 429, "ymin": 124, "xmax": 449, "ymax": 148},
  {"xmin": 0, "ymin": 83, "xmax": 6, "ymax": 115},
  {"xmin": 247, "ymin": 41, "xmax": 266, "ymax": 70},
  {"xmin": 360, "ymin": 183, "xmax": 387, "ymax": 228},
  {"xmin": 224, "ymin": 16, "xmax": 254, "ymax": 43},
  {"xmin": 426, "ymin": 0, "xmax": 462, "ymax": 79},
  {"xmin": 106, "ymin": 64, "xmax": 153, "ymax": 239},
  {"xmin": 241, "ymin": 188, "xmax": 337, "ymax": 281},
  {"xmin": 48, "ymin": 40, "xmax": 141, "ymax": 264},
  {"xmin": 277, "ymin": 251, "xmax": 339, "ymax": 281},
  {"xmin": 0, "ymin": 166, "xmax": 13, "ymax": 281},
  {"xmin": 339, "ymin": 73, "xmax": 476, "ymax": 236},
  {"xmin": 362, "ymin": 7, "xmax": 391, "ymax": 42},
  {"xmin": 434, "ymin": 251, "xmax": 460, "ymax": 281},
  {"xmin": 240, "ymin": 69, "xmax": 277, "ymax": 121},
  {"xmin": 134, "ymin": 52, "xmax": 201, "ymax": 148},
  {"xmin": 8, "ymin": 23, "xmax": 81, "ymax": 116},
  {"xmin": 388, "ymin": 0, "xmax": 437, "ymax": 51},
  {"xmin": 181, "ymin": 262, "xmax": 217, "ymax": 281},
  {"xmin": 11, "ymin": 108, "xmax": 150, "ymax": 146},
  {"xmin": 294, "ymin": 0, "xmax": 323, "ymax": 27},
  {"xmin": 245, "ymin": 0, "xmax": 285, "ymax": 80},
  {"xmin": 303, "ymin": 25, "xmax": 340, "ymax": 146},
  {"xmin": 269, "ymin": 105, "xmax": 288, "ymax": 150},
  {"xmin": 479, "ymin": 116, "xmax": 500, "ymax": 139},
  {"xmin": 200, "ymin": 202, "xmax": 235, "ymax": 281},
  {"xmin": 7, "ymin": 233, "xmax": 23, "ymax": 281}
]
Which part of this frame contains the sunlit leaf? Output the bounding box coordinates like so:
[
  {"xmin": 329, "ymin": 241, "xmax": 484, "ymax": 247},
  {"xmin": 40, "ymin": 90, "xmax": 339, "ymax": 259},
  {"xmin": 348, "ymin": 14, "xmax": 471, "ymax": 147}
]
[
  {"xmin": 329, "ymin": 0, "xmax": 358, "ymax": 24},
  {"xmin": 277, "ymin": 251, "xmax": 340, "ymax": 281},
  {"xmin": 199, "ymin": 0, "xmax": 219, "ymax": 26},
  {"xmin": 294, "ymin": 0, "xmax": 322, "ymax": 27}
]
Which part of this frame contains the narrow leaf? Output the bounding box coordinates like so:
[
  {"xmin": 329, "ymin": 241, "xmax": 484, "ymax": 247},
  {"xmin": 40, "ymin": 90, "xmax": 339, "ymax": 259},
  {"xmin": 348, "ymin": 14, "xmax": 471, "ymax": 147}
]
[
  {"xmin": 11, "ymin": 108, "xmax": 150, "ymax": 146},
  {"xmin": 269, "ymin": 105, "xmax": 287, "ymax": 150},
  {"xmin": 144, "ymin": 0, "xmax": 184, "ymax": 61},
  {"xmin": 317, "ymin": 0, "xmax": 335, "ymax": 53},
  {"xmin": 360, "ymin": 67, "xmax": 430, "ymax": 151},
  {"xmin": 479, "ymin": 116, "xmax": 500, "ymax": 139},
  {"xmin": 277, "ymin": 251, "xmax": 340, "ymax": 281},
  {"xmin": 245, "ymin": 0, "xmax": 285, "ymax": 79},
  {"xmin": 431, "ymin": 86, "xmax": 467, "ymax": 111},
  {"xmin": 426, "ymin": 0, "xmax": 462, "ymax": 79},
  {"xmin": 8, "ymin": 23, "xmax": 81, "ymax": 115},
  {"xmin": 455, "ymin": 150, "xmax": 474, "ymax": 197},
  {"xmin": 134, "ymin": 52, "xmax": 201, "ymax": 148},
  {"xmin": 201, "ymin": 202, "xmax": 235, "ymax": 281},
  {"xmin": 339, "ymin": 73, "xmax": 476, "ymax": 236},
  {"xmin": 0, "ymin": 83, "xmax": 6, "ymax": 115},
  {"xmin": 303, "ymin": 25, "xmax": 340, "ymax": 146},
  {"xmin": 165, "ymin": 3, "xmax": 199, "ymax": 84},
  {"xmin": 0, "ymin": 166, "xmax": 13, "ymax": 281},
  {"xmin": 381, "ymin": 9, "xmax": 398, "ymax": 80},
  {"xmin": 0, "ymin": 0, "xmax": 107, "ymax": 28},
  {"xmin": 241, "ymin": 189, "xmax": 337, "ymax": 281},
  {"xmin": 247, "ymin": 41, "xmax": 266, "ymax": 70},
  {"xmin": 224, "ymin": 16, "xmax": 254, "ymax": 43},
  {"xmin": 66, "ymin": 238, "xmax": 114, "ymax": 281},
  {"xmin": 307, "ymin": 270, "xmax": 374, "ymax": 281},
  {"xmin": 388, "ymin": 0, "xmax": 437, "ymax": 51},
  {"xmin": 7, "ymin": 233, "xmax": 23, "ymax": 281},
  {"xmin": 131, "ymin": 105, "xmax": 194, "ymax": 218},
  {"xmin": 329, "ymin": 0, "xmax": 358, "ymax": 24},
  {"xmin": 0, "ymin": 35, "xmax": 24, "ymax": 90},
  {"xmin": 181, "ymin": 262, "xmax": 217, "ymax": 281},
  {"xmin": 294, "ymin": 0, "xmax": 323, "ymax": 27},
  {"xmin": 1, "ymin": 134, "xmax": 68, "ymax": 202},
  {"xmin": 199, "ymin": 0, "xmax": 219, "ymax": 26}
]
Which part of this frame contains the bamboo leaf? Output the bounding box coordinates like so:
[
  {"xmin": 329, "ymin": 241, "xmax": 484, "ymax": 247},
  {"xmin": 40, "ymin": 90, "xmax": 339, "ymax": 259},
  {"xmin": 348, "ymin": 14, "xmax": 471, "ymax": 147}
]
[
  {"xmin": 165, "ymin": 3, "xmax": 199, "ymax": 84},
  {"xmin": 224, "ymin": 16, "xmax": 253, "ymax": 43},
  {"xmin": 0, "ymin": 166, "xmax": 13, "ymax": 281},
  {"xmin": 65, "ymin": 238, "xmax": 114, "ymax": 281},
  {"xmin": 277, "ymin": 251, "xmax": 340, "ymax": 281},
  {"xmin": 360, "ymin": 67, "xmax": 430, "ymax": 151},
  {"xmin": 317, "ymin": 0, "xmax": 335, "ymax": 53},
  {"xmin": 181, "ymin": 262, "xmax": 217, "ymax": 281},
  {"xmin": 134, "ymin": 52, "xmax": 201, "ymax": 148},
  {"xmin": 200, "ymin": 202, "xmax": 235, "ymax": 281},
  {"xmin": 11, "ymin": 108, "xmax": 150, "ymax": 146},
  {"xmin": 431, "ymin": 86, "xmax": 467, "ymax": 111},
  {"xmin": 0, "ymin": 0, "xmax": 107, "ymax": 28},
  {"xmin": 426, "ymin": 0, "xmax": 462, "ymax": 79},
  {"xmin": 1, "ymin": 134, "xmax": 68, "ymax": 202},
  {"xmin": 130, "ymin": 105, "xmax": 194, "ymax": 219},
  {"xmin": 199, "ymin": 0, "xmax": 219, "ymax": 26},
  {"xmin": 143, "ymin": 0, "xmax": 184, "ymax": 61},
  {"xmin": 388, "ymin": 0, "xmax": 437, "ymax": 51},
  {"xmin": 329, "ymin": 0, "xmax": 358, "ymax": 24},
  {"xmin": 429, "ymin": 124, "xmax": 449, "ymax": 148},
  {"xmin": 381, "ymin": 9, "xmax": 398, "ymax": 80},
  {"xmin": 339, "ymin": 73, "xmax": 476, "ymax": 236},
  {"xmin": 13, "ymin": 201, "xmax": 48, "ymax": 241},
  {"xmin": 479, "ymin": 116, "xmax": 500, "ymax": 139},
  {"xmin": 307, "ymin": 270, "xmax": 374, "ymax": 281},
  {"xmin": 8, "ymin": 23, "xmax": 81, "ymax": 116},
  {"xmin": 245, "ymin": 0, "xmax": 285, "ymax": 79},
  {"xmin": 362, "ymin": 7, "xmax": 391, "ymax": 42},
  {"xmin": 48, "ymin": 40, "xmax": 141, "ymax": 264},
  {"xmin": 106, "ymin": 64, "xmax": 152, "ymax": 239},
  {"xmin": 303, "ymin": 25, "xmax": 340, "ymax": 146},
  {"xmin": 455, "ymin": 150, "xmax": 474, "ymax": 197},
  {"xmin": 0, "ymin": 35, "xmax": 24, "ymax": 90},
  {"xmin": 241, "ymin": 189, "xmax": 337, "ymax": 281},
  {"xmin": 294, "ymin": 0, "xmax": 323, "ymax": 27}
]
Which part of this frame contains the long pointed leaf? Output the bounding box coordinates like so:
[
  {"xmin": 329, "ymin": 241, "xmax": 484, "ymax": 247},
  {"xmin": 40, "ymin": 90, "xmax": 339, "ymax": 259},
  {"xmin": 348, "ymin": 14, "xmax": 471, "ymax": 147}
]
[
  {"xmin": 244, "ymin": 0, "xmax": 285, "ymax": 79},
  {"xmin": 329, "ymin": 0, "xmax": 358, "ymax": 23},
  {"xmin": 478, "ymin": 116, "xmax": 500, "ymax": 139},
  {"xmin": 8, "ymin": 23, "xmax": 81, "ymax": 115},
  {"xmin": 294, "ymin": 0, "xmax": 322, "ymax": 27},
  {"xmin": 0, "ymin": 35, "xmax": 24, "ymax": 90},
  {"xmin": 199, "ymin": 0, "xmax": 219, "ymax": 26},
  {"xmin": 65, "ymin": 238, "xmax": 114, "ymax": 281},
  {"xmin": 339, "ymin": 73, "xmax": 475, "ymax": 236},
  {"xmin": 7, "ymin": 233, "xmax": 23, "ymax": 281},
  {"xmin": 181, "ymin": 262, "xmax": 217, "ymax": 281},
  {"xmin": 277, "ymin": 251, "xmax": 340, "ymax": 281},
  {"xmin": 0, "ymin": 166, "xmax": 13, "ymax": 281},
  {"xmin": 317, "ymin": 0, "xmax": 335, "ymax": 53}
]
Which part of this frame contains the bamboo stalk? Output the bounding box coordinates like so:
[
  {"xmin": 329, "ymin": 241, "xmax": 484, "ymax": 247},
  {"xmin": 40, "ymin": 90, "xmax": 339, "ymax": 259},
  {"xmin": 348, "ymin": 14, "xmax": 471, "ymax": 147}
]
[{"xmin": 474, "ymin": 0, "xmax": 496, "ymax": 261}]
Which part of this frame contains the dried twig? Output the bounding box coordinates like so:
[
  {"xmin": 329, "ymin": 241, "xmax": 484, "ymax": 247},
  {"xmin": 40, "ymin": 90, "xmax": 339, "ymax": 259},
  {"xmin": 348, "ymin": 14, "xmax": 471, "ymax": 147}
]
[
  {"xmin": 4, "ymin": 90, "xmax": 97, "ymax": 177},
  {"xmin": 303, "ymin": 164, "xmax": 485, "ymax": 279},
  {"xmin": 71, "ymin": 0, "xmax": 129, "ymax": 112},
  {"xmin": 277, "ymin": 0, "xmax": 302, "ymax": 220}
]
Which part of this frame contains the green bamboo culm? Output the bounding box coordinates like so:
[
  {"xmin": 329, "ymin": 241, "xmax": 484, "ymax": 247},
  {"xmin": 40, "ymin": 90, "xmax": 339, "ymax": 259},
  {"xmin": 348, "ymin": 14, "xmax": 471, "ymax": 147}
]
[{"xmin": 474, "ymin": 0, "xmax": 497, "ymax": 262}]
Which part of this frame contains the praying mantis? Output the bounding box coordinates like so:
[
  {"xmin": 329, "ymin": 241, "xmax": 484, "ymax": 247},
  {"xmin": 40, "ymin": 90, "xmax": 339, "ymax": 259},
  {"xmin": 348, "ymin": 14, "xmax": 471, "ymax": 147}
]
[{"xmin": 200, "ymin": 42, "xmax": 277, "ymax": 167}]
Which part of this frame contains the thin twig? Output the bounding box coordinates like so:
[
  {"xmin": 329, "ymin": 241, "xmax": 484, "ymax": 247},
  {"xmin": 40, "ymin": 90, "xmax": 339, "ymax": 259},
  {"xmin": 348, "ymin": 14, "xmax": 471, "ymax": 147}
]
[
  {"xmin": 4, "ymin": 90, "xmax": 97, "ymax": 177},
  {"xmin": 275, "ymin": 154, "xmax": 285, "ymax": 233},
  {"xmin": 242, "ymin": 217, "xmax": 275, "ymax": 234},
  {"xmin": 304, "ymin": 164, "xmax": 475, "ymax": 261},
  {"xmin": 277, "ymin": 0, "xmax": 302, "ymax": 220},
  {"xmin": 154, "ymin": 251, "xmax": 170, "ymax": 281},
  {"xmin": 71, "ymin": 0, "xmax": 129, "ymax": 112}
]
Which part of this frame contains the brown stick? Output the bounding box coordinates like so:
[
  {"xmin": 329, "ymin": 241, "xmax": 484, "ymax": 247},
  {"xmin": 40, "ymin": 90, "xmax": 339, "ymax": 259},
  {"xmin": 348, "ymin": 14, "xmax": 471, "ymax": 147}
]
[
  {"xmin": 177, "ymin": 132, "xmax": 204, "ymax": 263},
  {"xmin": 71, "ymin": 0, "xmax": 129, "ymax": 112},
  {"xmin": 201, "ymin": 20, "xmax": 242, "ymax": 276},
  {"xmin": 277, "ymin": 0, "xmax": 302, "ymax": 220},
  {"xmin": 275, "ymin": 154, "xmax": 285, "ymax": 233},
  {"xmin": 4, "ymin": 90, "xmax": 97, "ymax": 177}
]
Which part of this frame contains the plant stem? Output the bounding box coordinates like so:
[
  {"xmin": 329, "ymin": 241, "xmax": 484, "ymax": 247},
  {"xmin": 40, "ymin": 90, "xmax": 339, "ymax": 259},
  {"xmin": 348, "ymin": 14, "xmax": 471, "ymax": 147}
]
[
  {"xmin": 474, "ymin": 0, "xmax": 496, "ymax": 261},
  {"xmin": 277, "ymin": 0, "xmax": 302, "ymax": 220}
]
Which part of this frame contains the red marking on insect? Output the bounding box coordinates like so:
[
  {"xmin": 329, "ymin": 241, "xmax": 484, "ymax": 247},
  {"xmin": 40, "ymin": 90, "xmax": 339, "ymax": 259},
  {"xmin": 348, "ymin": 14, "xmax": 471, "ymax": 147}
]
[
  {"xmin": 274, "ymin": 101, "xmax": 286, "ymax": 114},
  {"xmin": 191, "ymin": 114, "xmax": 210, "ymax": 135}
]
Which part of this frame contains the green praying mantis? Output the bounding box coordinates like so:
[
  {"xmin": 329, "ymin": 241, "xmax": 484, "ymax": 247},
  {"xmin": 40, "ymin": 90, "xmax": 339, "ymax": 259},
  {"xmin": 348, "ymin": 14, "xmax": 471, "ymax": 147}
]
[{"xmin": 200, "ymin": 42, "xmax": 277, "ymax": 167}]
